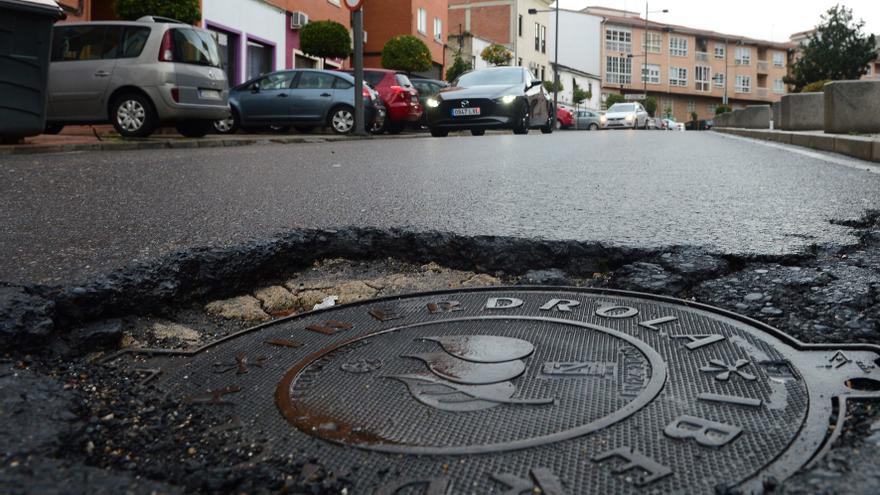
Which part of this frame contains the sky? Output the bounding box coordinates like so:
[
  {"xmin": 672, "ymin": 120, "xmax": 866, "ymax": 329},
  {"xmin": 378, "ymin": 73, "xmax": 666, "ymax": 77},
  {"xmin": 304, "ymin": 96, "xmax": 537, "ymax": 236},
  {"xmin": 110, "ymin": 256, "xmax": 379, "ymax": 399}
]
[{"xmin": 557, "ymin": 0, "xmax": 880, "ymax": 42}]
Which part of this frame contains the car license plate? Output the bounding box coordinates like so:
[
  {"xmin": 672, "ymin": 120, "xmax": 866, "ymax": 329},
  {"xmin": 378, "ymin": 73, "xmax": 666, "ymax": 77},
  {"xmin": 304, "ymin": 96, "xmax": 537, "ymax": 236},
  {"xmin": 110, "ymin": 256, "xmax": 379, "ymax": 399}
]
[
  {"xmin": 199, "ymin": 89, "xmax": 222, "ymax": 100},
  {"xmin": 451, "ymin": 107, "xmax": 480, "ymax": 117}
]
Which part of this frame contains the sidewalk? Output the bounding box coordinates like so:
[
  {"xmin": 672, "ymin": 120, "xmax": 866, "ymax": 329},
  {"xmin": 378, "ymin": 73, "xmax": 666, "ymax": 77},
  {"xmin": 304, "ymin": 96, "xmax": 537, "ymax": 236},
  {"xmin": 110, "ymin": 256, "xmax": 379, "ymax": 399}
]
[
  {"xmin": 714, "ymin": 127, "xmax": 880, "ymax": 163},
  {"xmin": 0, "ymin": 125, "xmax": 423, "ymax": 156}
]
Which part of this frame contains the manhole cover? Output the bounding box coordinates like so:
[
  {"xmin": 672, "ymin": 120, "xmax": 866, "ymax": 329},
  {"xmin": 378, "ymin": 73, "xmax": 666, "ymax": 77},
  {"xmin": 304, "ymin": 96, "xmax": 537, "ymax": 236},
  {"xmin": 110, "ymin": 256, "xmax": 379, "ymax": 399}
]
[{"xmin": 113, "ymin": 288, "xmax": 880, "ymax": 494}]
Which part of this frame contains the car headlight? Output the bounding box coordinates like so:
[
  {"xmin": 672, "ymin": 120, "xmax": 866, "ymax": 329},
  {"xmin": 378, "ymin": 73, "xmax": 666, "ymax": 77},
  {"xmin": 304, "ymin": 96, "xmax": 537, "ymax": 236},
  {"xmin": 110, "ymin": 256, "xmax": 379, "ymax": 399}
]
[
  {"xmin": 600, "ymin": 115, "xmax": 607, "ymax": 122},
  {"xmin": 500, "ymin": 94, "xmax": 517, "ymax": 104},
  {"xmin": 426, "ymin": 97, "xmax": 440, "ymax": 108},
  {"xmin": 625, "ymin": 114, "xmax": 634, "ymax": 121}
]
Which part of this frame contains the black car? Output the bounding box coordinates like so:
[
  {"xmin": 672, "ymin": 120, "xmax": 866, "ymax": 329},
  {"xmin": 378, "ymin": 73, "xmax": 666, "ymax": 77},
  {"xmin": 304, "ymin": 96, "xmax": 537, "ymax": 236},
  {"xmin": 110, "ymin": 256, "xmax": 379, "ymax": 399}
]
[
  {"xmin": 425, "ymin": 67, "xmax": 552, "ymax": 137},
  {"xmin": 409, "ymin": 77, "xmax": 448, "ymax": 128}
]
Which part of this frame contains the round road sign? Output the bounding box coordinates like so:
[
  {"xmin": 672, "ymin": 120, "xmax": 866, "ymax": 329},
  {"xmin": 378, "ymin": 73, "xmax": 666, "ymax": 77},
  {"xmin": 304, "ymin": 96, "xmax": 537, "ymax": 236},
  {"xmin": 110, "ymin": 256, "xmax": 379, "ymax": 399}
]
[{"xmin": 344, "ymin": 0, "xmax": 364, "ymax": 11}]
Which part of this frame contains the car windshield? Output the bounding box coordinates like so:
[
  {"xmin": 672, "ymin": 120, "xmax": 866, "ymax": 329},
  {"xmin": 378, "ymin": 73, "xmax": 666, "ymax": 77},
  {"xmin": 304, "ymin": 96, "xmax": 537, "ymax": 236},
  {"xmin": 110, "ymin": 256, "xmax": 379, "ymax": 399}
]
[
  {"xmin": 456, "ymin": 68, "xmax": 523, "ymax": 87},
  {"xmin": 172, "ymin": 29, "xmax": 221, "ymax": 67},
  {"xmin": 608, "ymin": 103, "xmax": 635, "ymax": 112}
]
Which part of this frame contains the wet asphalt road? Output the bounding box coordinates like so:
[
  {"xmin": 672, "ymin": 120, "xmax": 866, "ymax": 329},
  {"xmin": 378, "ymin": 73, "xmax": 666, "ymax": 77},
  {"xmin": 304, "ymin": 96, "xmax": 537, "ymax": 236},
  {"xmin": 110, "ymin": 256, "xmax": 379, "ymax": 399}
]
[{"xmin": 2, "ymin": 130, "xmax": 880, "ymax": 285}]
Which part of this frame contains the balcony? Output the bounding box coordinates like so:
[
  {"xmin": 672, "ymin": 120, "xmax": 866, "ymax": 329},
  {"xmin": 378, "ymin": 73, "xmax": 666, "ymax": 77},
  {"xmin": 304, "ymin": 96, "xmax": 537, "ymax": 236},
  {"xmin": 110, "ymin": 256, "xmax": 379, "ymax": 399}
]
[
  {"xmin": 757, "ymin": 60, "xmax": 769, "ymax": 73},
  {"xmin": 756, "ymin": 87, "xmax": 768, "ymax": 98},
  {"xmin": 696, "ymin": 51, "xmax": 709, "ymax": 62}
]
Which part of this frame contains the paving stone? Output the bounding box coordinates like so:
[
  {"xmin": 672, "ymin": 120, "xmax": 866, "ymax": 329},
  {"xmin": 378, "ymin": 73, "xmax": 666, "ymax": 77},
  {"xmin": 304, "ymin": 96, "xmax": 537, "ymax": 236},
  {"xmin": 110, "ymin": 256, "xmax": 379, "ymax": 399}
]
[
  {"xmin": 253, "ymin": 285, "xmax": 297, "ymax": 313},
  {"xmin": 204, "ymin": 296, "xmax": 269, "ymax": 321},
  {"xmin": 151, "ymin": 321, "xmax": 201, "ymax": 345},
  {"xmin": 335, "ymin": 281, "xmax": 378, "ymax": 303}
]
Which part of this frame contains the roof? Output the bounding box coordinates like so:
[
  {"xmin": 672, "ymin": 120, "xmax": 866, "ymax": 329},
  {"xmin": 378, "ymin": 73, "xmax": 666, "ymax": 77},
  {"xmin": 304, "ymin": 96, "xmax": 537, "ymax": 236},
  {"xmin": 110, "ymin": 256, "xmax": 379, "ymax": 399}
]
[
  {"xmin": 551, "ymin": 62, "xmax": 601, "ymax": 81},
  {"xmin": 594, "ymin": 11, "xmax": 796, "ymax": 50}
]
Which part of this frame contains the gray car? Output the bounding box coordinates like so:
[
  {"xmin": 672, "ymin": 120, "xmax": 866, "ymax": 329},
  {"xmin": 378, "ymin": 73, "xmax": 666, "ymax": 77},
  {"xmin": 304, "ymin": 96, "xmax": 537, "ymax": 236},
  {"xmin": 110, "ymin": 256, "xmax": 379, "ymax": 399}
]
[
  {"xmin": 46, "ymin": 16, "xmax": 229, "ymax": 138},
  {"xmin": 574, "ymin": 110, "xmax": 602, "ymax": 130},
  {"xmin": 217, "ymin": 69, "xmax": 385, "ymax": 135}
]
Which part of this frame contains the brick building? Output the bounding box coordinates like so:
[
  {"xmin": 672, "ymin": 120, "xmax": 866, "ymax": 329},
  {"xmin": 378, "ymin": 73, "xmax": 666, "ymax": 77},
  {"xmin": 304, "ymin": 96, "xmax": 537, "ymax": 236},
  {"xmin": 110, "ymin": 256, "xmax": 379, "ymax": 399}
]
[{"xmin": 362, "ymin": 0, "xmax": 448, "ymax": 79}]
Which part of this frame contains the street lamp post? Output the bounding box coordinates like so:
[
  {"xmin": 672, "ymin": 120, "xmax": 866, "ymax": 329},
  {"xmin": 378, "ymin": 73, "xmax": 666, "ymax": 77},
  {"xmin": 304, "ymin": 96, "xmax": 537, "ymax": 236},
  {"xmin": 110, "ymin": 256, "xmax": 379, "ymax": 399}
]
[
  {"xmin": 642, "ymin": 4, "xmax": 667, "ymax": 107},
  {"xmin": 528, "ymin": 4, "xmax": 560, "ymax": 127}
]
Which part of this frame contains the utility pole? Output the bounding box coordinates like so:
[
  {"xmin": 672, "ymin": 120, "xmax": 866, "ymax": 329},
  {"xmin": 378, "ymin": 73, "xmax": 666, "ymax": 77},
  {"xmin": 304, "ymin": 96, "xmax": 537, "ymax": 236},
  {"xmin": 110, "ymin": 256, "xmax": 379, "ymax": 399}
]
[
  {"xmin": 723, "ymin": 37, "xmax": 729, "ymax": 105},
  {"xmin": 553, "ymin": 0, "xmax": 559, "ymax": 126},
  {"xmin": 347, "ymin": 0, "xmax": 366, "ymax": 135}
]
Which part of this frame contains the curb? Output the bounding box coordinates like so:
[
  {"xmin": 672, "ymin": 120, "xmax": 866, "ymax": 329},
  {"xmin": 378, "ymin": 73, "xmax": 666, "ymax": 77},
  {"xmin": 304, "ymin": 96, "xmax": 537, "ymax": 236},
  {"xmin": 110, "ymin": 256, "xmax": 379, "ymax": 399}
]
[
  {"xmin": 0, "ymin": 132, "xmax": 427, "ymax": 156},
  {"xmin": 713, "ymin": 128, "xmax": 880, "ymax": 163}
]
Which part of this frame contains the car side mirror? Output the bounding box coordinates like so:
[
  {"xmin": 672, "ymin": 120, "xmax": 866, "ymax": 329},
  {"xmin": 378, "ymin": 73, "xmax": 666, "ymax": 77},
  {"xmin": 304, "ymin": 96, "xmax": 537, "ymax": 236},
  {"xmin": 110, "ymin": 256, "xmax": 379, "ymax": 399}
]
[
  {"xmin": 529, "ymin": 80, "xmax": 543, "ymax": 89},
  {"xmin": 250, "ymin": 83, "xmax": 260, "ymax": 93}
]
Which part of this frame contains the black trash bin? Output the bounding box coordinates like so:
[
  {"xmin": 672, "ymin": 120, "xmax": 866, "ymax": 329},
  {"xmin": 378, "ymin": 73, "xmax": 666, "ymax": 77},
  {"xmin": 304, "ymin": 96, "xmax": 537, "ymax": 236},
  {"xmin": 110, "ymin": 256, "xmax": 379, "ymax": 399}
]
[{"xmin": 0, "ymin": 0, "xmax": 64, "ymax": 143}]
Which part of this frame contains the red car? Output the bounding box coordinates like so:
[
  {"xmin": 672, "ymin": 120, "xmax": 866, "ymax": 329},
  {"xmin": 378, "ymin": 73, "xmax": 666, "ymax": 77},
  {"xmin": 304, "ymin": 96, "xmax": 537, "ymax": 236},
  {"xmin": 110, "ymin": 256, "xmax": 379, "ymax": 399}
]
[
  {"xmin": 344, "ymin": 68, "xmax": 422, "ymax": 134},
  {"xmin": 555, "ymin": 107, "xmax": 574, "ymax": 129}
]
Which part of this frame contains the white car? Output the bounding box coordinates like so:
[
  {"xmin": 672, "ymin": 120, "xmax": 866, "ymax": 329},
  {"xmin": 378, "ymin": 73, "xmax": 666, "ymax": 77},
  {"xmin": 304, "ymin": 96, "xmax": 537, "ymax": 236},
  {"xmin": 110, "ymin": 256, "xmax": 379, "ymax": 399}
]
[
  {"xmin": 600, "ymin": 102, "xmax": 649, "ymax": 129},
  {"xmin": 661, "ymin": 118, "xmax": 686, "ymax": 131}
]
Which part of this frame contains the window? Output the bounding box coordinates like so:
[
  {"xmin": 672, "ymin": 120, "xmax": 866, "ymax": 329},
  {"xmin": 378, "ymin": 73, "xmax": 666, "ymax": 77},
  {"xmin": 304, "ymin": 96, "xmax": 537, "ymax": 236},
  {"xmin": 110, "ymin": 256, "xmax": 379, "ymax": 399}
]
[
  {"xmin": 417, "ymin": 8, "xmax": 427, "ymax": 34},
  {"xmin": 669, "ymin": 66, "xmax": 687, "ymax": 86},
  {"xmin": 669, "ymin": 36, "xmax": 688, "ymax": 57},
  {"xmin": 518, "ymin": 14, "xmax": 522, "ymax": 37},
  {"xmin": 434, "ymin": 17, "xmax": 442, "ymax": 41},
  {"xmin": 535, "ymin": 23, "xmax": 540, "ymax": 51},
  {"xmin": 605, "ymin": 26, "xmax": 632, "ymax": 53},
  {"xmin": 714, "ymin": 43, "xmax": 725, "ymax": 59},
  {"xmin": 641, "ymin": 64, "xmax": 660, "ymax": 84},
  {"xmin": 52, "ymin": 25, "xmax": 123, "ymax": 61},
  {"xmin": 735, "ymin": 46, "xmax": 751, "ymax": 65},
  {"xmin": 773, "ymin": 79, "xmax": 785, "ymax": 93},
  {"xmin": 332, "ymin": 77, "xmax": 353, "ymax": 89},
  {"xmin": 258, "ymin": 72, "xmax": 294, "ymax": 90},
  {"xmin": 695, "ymin": 66, "xmax": 710, "ymax": 91},
  {"xmin": 121, "ymin": 27, "xmax": 150, "ymax": 58},
  {"xmin": 208, "ymin": 27, "xmax": 239, "ymax": 83},
  {"xmin": 174, "ymin": 29, "xmax": 222, "ymax": 67},
  {"xmin": 645, "ymin": 32, "xmax": 662, "ymax": 53},
  {"xmin": 687, "ymin": 100, "xmax": 695, "ymax": 113},
  {"xmin": 297, "ymin": 71, "xmax": 336, "ymax": 89},
  {"xmin": 735, "ymin": 74, "xmax": 751, "ymax": 93},
  {"xmin": 517, "ymin": 57, "xmax": 522, "ymax": 66},
  {"xmin": 606, "ymin": 56, "xmax": 632, "ymax": 84},
  {"xmin": 773, "ymin": 51, "xmax": 785, "ymax": 67},
  {"xmin": 540, "ymin": 25, "xmax": 546, "ymax": 53},
  {"xmin": 713, "ymin": 72, "xmax": 725, "ymax": 87},
  {"xmin": 707, "ymin": 103, "xmax": 717, "ymax": 114},
  {"xmin": 541, "ymin": 66, "xmax": 545, "ymax": 81},
  {"xmin": 246, "ymin": 39, "xmax": 273, "ymax": 79}
]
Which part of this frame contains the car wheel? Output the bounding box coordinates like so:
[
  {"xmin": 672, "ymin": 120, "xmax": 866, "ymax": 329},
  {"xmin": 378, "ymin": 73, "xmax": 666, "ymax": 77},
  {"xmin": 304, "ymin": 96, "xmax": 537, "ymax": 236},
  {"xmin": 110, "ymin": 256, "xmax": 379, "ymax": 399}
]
[
  {"xmin": 470, "ymin": 129, "xmax": 485, "ymax": 136},
  {"xmin": 554, "ymin": 119, "xmax": 562, "ymax": 130},
  {"xmin": 175, "ymin": 120, "xmax": 213, "ymax": 138},
  {"xmin": 430, "ymin": 127, "xmax": 448, "ymax": 137},
  {"xmin": 512, "ymin": 104, "xmax": 529, "ymax": 135},
  {"xmin": 111, "ymin": 93, "xmax": 156, "ymax": 138},
  {"xmin": 328, "ymin": 105, "xmax": 355, "ymax": 134},
  {"xmin": 540, "ymin": 116, "xmax": 553, "ymax": 134},
  {"xmin": 213, "ymin": 111, "xmax": 239, "ymax": 134},
  {"xmin": 295, "ymin": 126, "xmax": 314, "ymax": 134},
  {"xmin": 589, "ymin": 123, "xmax": 599, "ymax": 131},
  {"xmin": 44, "ymin": 124, "xmax": 64, "ymax": 135}
]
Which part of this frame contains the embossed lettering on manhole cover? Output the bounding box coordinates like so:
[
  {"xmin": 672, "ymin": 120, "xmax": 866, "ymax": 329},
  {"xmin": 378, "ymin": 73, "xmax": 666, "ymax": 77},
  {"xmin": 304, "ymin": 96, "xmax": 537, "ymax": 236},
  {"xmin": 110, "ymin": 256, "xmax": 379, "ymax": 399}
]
[{"xmin": 110, "ymin": 288, "xmax": 880, "ymax": 494}]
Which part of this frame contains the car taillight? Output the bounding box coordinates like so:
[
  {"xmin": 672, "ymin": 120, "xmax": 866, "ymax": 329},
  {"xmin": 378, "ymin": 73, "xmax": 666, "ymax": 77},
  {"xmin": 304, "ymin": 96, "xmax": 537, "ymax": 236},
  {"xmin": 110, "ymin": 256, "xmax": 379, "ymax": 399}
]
[
  {"xmin": 170, "ymin": 87, "xmax": 179, "ymax": 102},
  {"xmin": 362, "ymin": 86, "xmax": 371, "ymax": 98},
  {"xmin": 159, "ymin": 30, "xmax": 174, "ymax": 61},
  {"xmin": 390, "ymin": 85, "xmax": 409, "ymax": 101}
]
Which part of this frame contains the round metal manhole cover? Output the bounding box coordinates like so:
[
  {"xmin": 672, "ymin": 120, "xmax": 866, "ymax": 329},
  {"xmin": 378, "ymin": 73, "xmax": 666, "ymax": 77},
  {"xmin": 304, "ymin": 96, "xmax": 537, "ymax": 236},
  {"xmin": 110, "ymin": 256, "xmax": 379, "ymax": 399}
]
[{"xmin": 116, "ymin": 288, "xmax": 880, "ymax": 494}]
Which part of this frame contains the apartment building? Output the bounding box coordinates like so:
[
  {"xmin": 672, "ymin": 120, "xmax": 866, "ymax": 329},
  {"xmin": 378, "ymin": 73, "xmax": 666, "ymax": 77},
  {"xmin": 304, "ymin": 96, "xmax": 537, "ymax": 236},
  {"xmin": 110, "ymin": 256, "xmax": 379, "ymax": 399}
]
[
  {"xmin": 363, "ymin": 0, "xmax": 448, "ymax": 79},
  {"xmin": 448, "ymin": 0, "xmax": 552, "ymax": 81},
  {"xmin": 589, "ymin": 7, "xmax": 792, "ymax": 122}
]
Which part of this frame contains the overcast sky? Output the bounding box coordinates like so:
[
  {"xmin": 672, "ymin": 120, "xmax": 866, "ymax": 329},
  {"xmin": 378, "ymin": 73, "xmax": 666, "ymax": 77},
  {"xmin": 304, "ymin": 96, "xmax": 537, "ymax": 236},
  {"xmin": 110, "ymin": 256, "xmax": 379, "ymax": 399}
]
[{"xmin": 557, "ymin": 1, "xmax": 880, "ymax": 42}]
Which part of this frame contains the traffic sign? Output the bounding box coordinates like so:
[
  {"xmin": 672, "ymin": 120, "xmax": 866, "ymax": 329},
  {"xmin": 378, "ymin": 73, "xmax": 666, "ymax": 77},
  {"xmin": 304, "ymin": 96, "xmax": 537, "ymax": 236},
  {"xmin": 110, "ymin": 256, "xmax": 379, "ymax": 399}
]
[
  {"xmin": 344, "ymin": 0, "xmax": 364, "ymax": 11},
  {"xmin": 625, "ymin": 94, "xmax": 647, "ymax": 101}
]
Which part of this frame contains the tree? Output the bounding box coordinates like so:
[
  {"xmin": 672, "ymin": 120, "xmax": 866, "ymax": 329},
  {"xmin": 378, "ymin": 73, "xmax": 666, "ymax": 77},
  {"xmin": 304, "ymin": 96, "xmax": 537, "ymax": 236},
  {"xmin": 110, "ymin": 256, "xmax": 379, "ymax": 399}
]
[
  {"xmin": 663, "ymin": 105, "xmax": 673, "ymax": 118},
  {"xmin": 785, "ymin": 5, "xmax": 878, "ymax": 92},
  {"xmin": 690, "ymin": 111, "xmax": 699, "ymax": 123},
  {"xmin": 480, "ymin": 44, "xmax": 512, "ymax": 66},
  {"xmin": 605, "ymin": 94, "xmax": 626, "ymax": 107},
  {"xmin": 644, "ymin": 96, "xmax": 657, "ymax": 117},
  {"xmin": 114, "ymin": 0, "xmax": 201, "ymax": 25},
  {"xmin": 382, "ymin": 35, "xmax": 432, "ymax": 74},
  {"xmin": 543, "ymin": 80, "xmax": 564, "ymax": 93},
  {"xmin": 572, "ymin": 87, "xmax": 589, "ymax": 106},
  {"xmin": 300, "ymin": 20, "xmax": 352, "ymax": 63},
  {"xmin": 801, "ymin": 80, "xmax": 830, "ymax": 93},
  {"xmin": 445, "ymin": 54, "xmax": 469, "ymax": 82}
]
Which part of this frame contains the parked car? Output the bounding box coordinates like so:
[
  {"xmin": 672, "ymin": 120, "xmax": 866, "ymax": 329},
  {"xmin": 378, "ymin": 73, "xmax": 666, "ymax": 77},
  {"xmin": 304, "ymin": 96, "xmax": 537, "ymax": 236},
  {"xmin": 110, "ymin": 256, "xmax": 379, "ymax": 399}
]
[
  {"xmin": 661, "ymin": 117, "xmax": 686, "ymax": 131},
  {"xmin": 555, "ymin": 107, "xmax": 574, "ymax": 129},
  {"xmin": 574, "ymin": 109, "xmax": 602, "ymax": 130},
  {"xmin": 215, "ymin": 69, "xmax": 384, "ymax": 135},
  {"xmin": 600, "ymin": 102, "xmax": 649, "ymax": 129},
  {"xmin": 410, "ymin": 77, "xmax": 448, "ymax": 128},
  {"xmin": 646, "ymin": 117, "xmax": 661, "ymax": 130},
  {"xmin": 343, "ymin": 68, "xmax": 421, "ymax": 134},
  {"xmin": 46, "ymin": 16, "xmax": 230, "ymax": 138},
  {"xmin": 425, "ymin": 66, "xmax": 552, "ymax": 137}
]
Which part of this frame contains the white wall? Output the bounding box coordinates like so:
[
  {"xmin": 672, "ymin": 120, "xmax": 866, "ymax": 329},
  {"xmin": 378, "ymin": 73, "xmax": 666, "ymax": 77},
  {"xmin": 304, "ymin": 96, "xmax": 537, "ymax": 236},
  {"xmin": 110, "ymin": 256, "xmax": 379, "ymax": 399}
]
[
  {"xmin": 202, "ymin": 0, "xmax": 287, "ymax": 83},
  {"xmin": 515, "ymin": 0, "xmax": 552, "ymax": 79},
  {"xmin": 556, "ymin": 68, "xmax": 601, "ymax": 110},
  {"xmin": 472, "ymin": 36, "xmax": 492, "ymax": 70},
  {"xmin": 549, "ymin": 10, "xmax": 601, "ymax": 79}
]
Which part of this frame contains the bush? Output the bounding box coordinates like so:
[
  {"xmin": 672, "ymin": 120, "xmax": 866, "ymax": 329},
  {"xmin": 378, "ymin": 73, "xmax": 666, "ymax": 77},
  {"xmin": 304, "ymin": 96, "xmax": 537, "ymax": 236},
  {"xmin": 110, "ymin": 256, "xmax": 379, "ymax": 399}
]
[
  {"xmin": 644, "ymin": 96, "xmax": 657, "ymax": 117},
  {"xmin": 382, "ymin": 35, "xmax": 432, "ymax": 74},
  {"xmin": 690, "ymin": 111, "xmax": 699, "ymax": 122},
  {"xmin": 480, "ymin": 44, "xmax": 512, "ymax": 66},
  {"xmin": 114, "ymin": 0, "xmax": 200, "ymax": 25},
  {"xmin": 543, "ymin": 80, "xmax": 563, "ymax": 92},
  {"xmin": 605, "ymin": 93, "xmax": 626, "ymax": 107},
  {"xmin": 715, "ymin": 104, "xmax": 732, "ymax": 115},
  {"xmin": 800, "ymin": 80, "xmax": 830, "ymax": 93},
  {"xmin": 445, "ymin": 54, "xmax": 469, "ymax": 82},
  {"xmin": 300, "ymin": 20, "xmax": 352, "ymax": 60},
  {"xmin": 572, "ymin": 87, "xmax": 589, "ymax": 106}
]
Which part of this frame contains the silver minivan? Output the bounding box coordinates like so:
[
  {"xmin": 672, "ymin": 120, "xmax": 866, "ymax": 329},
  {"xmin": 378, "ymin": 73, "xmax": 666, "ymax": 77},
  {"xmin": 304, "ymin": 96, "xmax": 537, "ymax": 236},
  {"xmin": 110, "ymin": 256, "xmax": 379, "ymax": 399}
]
[{"xmin": 46, "ymin": 16, "xmax": 229, "ymax": 138}]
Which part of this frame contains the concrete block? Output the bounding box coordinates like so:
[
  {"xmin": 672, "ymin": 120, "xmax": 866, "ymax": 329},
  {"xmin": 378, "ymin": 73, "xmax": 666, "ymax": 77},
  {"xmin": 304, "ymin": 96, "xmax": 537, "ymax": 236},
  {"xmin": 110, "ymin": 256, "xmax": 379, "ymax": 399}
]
[
  {"xmin": 833, "ymin": 136, "xmax": 875, "ymax": 161},
  {"xmin": 780, "ymin": 92, "xmax": 823, "ymax": 130},
  {"xmin": 730, "ymin": 110, "xmax": 745, "ymax": 128},
  {"xmin": 824, "ymin": 80, "xmax": 880, "ymax": 134},
  {"xmin": 790, "ymin": 133, "xmax": 812, "ymax": 149},
  {"xmin": 771, "ymin": 102, "xmax": 781, "ymax": 129},
  {"xmin": 741, "ymin": 105, "xmax": 771, "ymax": 129},
  {"xmin": 809, "ymin": 133, "xmax": 836, "ymax": 153},
  {"xmin": 874, "ymin": 141, "xmax": 880, "ymax": 163}
]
